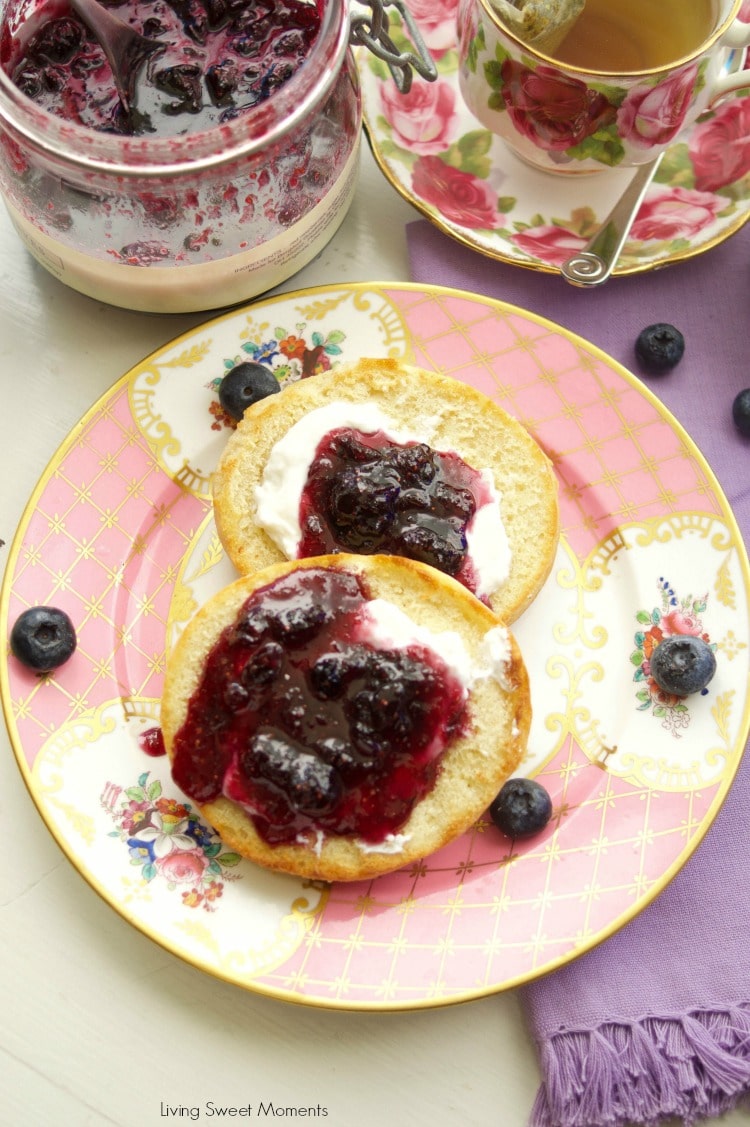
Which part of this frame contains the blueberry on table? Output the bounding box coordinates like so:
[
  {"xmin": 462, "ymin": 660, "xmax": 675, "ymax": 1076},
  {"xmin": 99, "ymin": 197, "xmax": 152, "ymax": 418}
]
[
  {"xmin": 489, "ymin": 777, "xmax": 552, "ymax": 839},
  {"xmin": 732, "ymin": 388, "xmax": 750, "ymax": 436},
  {"xmin": 650, "ymin": 635, "xmax": 716, "ymax": 697},
  {"xmin": 10, "ymin": 606, "xmax": 77, "ymax": 672},
  {"xmin": 635, "ymin": 323, "xmax": 685, "ymax": 373},
  {"xmin": 219, "ymin": 362, "xmax": 280, "ymax": 420}
]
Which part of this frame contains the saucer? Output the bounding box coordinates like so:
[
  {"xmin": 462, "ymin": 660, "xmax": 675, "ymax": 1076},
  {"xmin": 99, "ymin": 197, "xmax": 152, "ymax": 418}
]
[{"xmin": 356, "ymin": 1, "xmax": 750, "ymax": 275}]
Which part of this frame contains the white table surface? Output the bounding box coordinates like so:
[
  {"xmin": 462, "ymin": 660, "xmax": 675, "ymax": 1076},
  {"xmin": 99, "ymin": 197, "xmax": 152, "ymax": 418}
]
[{"xmin": 1, "ymin": 141, "xmax": 748, "ymax": 1127}]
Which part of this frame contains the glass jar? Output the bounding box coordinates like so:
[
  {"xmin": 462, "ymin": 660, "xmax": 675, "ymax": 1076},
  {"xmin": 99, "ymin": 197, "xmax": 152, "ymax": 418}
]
[{"xmin": 0, "ymin": 0, "xmax": 363, "ymax": 312}]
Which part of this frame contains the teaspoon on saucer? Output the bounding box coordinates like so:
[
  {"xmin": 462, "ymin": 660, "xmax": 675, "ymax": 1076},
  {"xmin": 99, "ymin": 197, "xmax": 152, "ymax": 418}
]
[
  {"xmin": 69, "ymin": 0, "xmax": 164, "ymax": 113},
  {"xmin": 560, "ymin": 153, "xmax": 664, "ymax": 287},
  {"xmin": 560, "ymin": 48, "xmax": 745, "ymax": 286}
]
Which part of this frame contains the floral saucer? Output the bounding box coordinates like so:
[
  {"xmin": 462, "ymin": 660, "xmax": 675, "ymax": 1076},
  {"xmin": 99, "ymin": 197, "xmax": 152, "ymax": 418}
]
[{"xmin": 356, "ymin": 0, "xmax": 750, "ymax": 274}]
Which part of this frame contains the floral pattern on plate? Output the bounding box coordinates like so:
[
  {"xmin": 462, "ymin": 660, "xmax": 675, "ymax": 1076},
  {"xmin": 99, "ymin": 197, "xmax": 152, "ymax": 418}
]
[
  {"xmin": 207, "ymin": 319, "xmax": 348, "ymax": 430},
  {"xmin": 103, "ymin": 772, "xmax": 242, "ymax": 911},
  {"xmin": 357, "ymin": 0, "xmax": 750, "ymax": 273},
  {"xmin": 631, "ymin": 578, "xmax": 718, "ymax": 736}
]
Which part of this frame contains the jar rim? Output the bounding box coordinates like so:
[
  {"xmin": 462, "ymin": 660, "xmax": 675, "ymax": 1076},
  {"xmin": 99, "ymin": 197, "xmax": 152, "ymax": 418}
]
[{"xmin": 0, "ymin": 0, "xmax": 349, "ymax": 178}]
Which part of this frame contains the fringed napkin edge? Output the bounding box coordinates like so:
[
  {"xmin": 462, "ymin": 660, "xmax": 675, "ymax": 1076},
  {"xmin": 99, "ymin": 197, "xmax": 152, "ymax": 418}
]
[{"xmin": 530, "ymin": 1005, "xmax": 750, "ymax": 1127}]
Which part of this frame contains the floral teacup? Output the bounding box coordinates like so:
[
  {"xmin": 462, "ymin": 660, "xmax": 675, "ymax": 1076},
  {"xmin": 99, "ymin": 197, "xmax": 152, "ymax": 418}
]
[{"xmin": 457, "ymin": 0, "xmax": 750, "ymax": 174}]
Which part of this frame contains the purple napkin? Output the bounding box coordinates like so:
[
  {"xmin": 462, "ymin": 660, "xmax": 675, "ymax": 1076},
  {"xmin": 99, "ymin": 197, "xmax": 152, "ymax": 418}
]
[{"xmin": 408, "ymin": 218, "xmax": 750, "ymax": 1127}]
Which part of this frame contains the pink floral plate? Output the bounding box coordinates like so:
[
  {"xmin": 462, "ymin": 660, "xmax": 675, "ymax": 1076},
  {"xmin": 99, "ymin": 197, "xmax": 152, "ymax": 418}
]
[
  {"xmin": 357, "ymin": 0, "xmax": 750, "ymax": 274},
  {"xmin": 2, "ymin": 282, "xmax": 749, "ymax": 1009}
]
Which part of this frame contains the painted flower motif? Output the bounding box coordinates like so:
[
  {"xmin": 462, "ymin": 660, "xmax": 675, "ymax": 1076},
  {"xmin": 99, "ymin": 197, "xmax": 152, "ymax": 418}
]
[
  {"xmin": 631, "ymin": 577, "xmax": 716, "ymax": 736},
  {"xmin": 156, "ymin": 848, "xmax": 209, "ymax": 884},
  {"xmin": 207, "ymin": 323, "xmax": 347, "ymax": 429},
  {"xmin": 406, "ymin": 0, "xmax": 459, "ymax": 57},
  {"xmin": 617, "ymin": 65, "xmax": 699, "ymax": 149},
  {"xmin": 498, "ymin": 60, "xmax": 616, "ymax": 152},
  {"xmin": 380, "ymin": 78, "xmax": 459, "ymax": 155},
  {"xmin": 128, "ymin": 841, "xmax": 155, "ymax": 864},
  {"xmin": 155, "ymin": 796, "xmax": 190, "ymax": 819},
  {"xmin": 629, "ymin": 185, "xmax": 724, "ymax": 242},
  {"xmin": 511, "ymin": 224, "xmax": 588, "ymax": 266},
  {"xmin": 250, "ymin": 339, "xmax": 280, "ymax": 365},
  {"xmin": 411, "ymin": 154, "xmax": 505, "ymax": 229},
  {"xmin": 103, "ymin": 773, "xmax": 241, "ymax": 911},
  {"xmin": 661, "ymin": 609, "xmax": 703, "ymax": 636},
  {"xmin": 278, "ymin": 334, "xmax": 307, "ymax": 362},
  {"xmin": 119, "ymin": 798, "xmax": 151, "ymax": 835},
  {"xmin": 689, "ymin": 97, "xmax": 750, "ymax": 192},
  {"xmin": 132, "ymin": 811, "xmax": 195, "ymax": 858}
]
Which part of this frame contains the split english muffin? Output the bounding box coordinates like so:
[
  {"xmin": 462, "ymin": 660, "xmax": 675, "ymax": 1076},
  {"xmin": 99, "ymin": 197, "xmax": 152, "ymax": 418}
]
[
  {"xmin": 161, "ymin": 553, "xmax": 531, "ymax": 882},
  {"xmin": 212, "ymin": 357, "xmax": 559, "ymax": 624}
]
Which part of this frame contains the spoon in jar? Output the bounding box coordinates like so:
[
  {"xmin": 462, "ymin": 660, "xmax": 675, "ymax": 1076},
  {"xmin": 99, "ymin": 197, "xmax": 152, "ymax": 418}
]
[
  {"xmin": 560, "ymin": 153, "xmax": 664, "ymax": 287},
  {"xmin": 68, "ymin": 0, "xmax": 164, "ymax": 113}
]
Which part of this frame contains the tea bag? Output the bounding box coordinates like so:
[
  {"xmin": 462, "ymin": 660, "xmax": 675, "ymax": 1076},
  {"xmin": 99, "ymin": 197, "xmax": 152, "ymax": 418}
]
[{"xmin": 489, "ymin": 0, "xmax": 586, "ymax": 55}]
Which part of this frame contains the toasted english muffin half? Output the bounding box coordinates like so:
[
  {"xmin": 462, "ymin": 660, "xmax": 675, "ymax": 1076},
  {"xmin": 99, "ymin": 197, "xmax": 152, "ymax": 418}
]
[
  {"xmin": 161, "ymin": 553, "xmax": 530, "ymax": 882},
  {"xmin": 212, "ymin": 357, "xmax": 559, "ymax": 624}
]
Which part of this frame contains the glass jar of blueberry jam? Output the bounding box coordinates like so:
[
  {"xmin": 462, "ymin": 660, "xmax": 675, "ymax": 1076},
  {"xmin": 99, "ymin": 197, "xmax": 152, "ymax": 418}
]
[{"xmin": 0, "ymin": 0, "xmax": 362, "ymax": 311}]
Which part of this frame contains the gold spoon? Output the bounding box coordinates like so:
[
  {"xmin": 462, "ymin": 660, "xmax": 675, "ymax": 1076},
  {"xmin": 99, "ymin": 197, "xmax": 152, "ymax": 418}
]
[{"xmin": 69, "ymin": 0, "xmax": 164, "ymax": 112}]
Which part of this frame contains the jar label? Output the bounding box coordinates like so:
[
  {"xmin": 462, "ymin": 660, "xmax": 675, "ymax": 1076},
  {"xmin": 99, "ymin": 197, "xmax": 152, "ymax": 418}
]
[{"xmin": 5, "ymin": 141, "xmax": 361, "ymax": 314}]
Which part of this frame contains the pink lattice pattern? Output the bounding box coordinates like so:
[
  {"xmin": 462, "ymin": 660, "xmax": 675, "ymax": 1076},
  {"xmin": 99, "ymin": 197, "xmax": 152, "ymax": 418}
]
[
  {"xmin": 7, "ymin": 385, "xmax": 206, "ymax": 766},
  {"xmin": 260, "ymin": 736, "xmax": 720, "ymax": 1004},
  {"xmin": 390, "ymin": 289, "xmax": 721, "ymax": 563}
]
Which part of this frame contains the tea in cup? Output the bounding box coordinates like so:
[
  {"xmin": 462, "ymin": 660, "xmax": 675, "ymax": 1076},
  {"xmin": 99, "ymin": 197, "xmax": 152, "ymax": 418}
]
[{"xmin": 457, "ymin": 0, "xmax": 750, "ymax": 173}]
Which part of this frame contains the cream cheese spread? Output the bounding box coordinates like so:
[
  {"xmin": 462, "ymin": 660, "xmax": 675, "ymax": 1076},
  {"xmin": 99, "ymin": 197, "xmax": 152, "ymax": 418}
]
[{"xmin": 359, "ymin": 598, "xmax": 513, "ymax": 694}]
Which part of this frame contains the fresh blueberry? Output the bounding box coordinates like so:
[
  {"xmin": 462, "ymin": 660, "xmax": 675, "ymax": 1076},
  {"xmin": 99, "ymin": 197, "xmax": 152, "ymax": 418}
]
[
  {"xmin": 635, "ymin": 323, "xmax": 685, "ymax": 373},
  {"xmin": 10, "ymin": 606, "xmax": 77, "ymax": 672},
  {"xmin": 732, "ymin": 388, "xmax": 750, "ymax": 437},
  {"xmin": 650, "ymin": 635, "xmax": 716, "ymax": 696},
  {"xmin": 219, "ymin": 361, "xmax": 280, "ymax": 420},
  {"xmin": 489, "ymin": 777, "xmax": 552, "ymax": 839}
]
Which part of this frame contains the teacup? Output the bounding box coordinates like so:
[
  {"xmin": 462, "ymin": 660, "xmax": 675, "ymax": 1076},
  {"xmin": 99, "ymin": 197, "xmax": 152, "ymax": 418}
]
[{"xmin": 457, "ymin": 0, "xmax": 750, "ymax": 174}]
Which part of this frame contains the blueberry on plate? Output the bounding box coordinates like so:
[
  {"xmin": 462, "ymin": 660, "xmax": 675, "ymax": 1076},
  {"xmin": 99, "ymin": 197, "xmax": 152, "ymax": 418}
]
[
  {"xmin": 635, "ymin": 323, "xmax": 685, "ymax": 373},
  {"xmin": 732, "ymin": 388, "xmax": 750, "ymax": 437},
  {"xmin": 650, "ymin": 635, "xmax": 716, "ymax": 697},
  {"xmin": 489, "ymin": 777, "xmax": 552, "ymax": 839},
  {"xmin": 10, "ymin": 606, "xmax": 77, "ymax": 672},
  {"xmin": 219, "ymin": 362, "xmax": 280, "ymax": 420}
]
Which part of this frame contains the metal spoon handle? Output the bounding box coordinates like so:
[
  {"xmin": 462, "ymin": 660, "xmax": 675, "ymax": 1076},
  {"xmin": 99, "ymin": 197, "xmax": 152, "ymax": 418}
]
[{"xmin": 561, "ymin": 154, "xmax": 664, "ymax": 287}]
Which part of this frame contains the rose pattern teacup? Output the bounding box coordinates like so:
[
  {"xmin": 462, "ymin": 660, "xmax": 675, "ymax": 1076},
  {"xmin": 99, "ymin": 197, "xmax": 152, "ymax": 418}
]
[{"xmin": 457, "ymin": 0, "xmax": 750, "ymax": 173}]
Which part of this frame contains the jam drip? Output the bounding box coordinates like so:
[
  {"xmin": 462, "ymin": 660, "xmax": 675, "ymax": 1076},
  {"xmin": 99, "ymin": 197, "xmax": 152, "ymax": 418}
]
[
  {"xmin": 298, "ymin": 429, "xmax": 492, "ymax": 591},
  {"xmin": 10, "ymin": 0, "xmax": 321, "ymax": 137},
  {"xmin": 170, "ymin": 566, "xmax": 468, "ymax": 845},
  {"xmin": 139, "ymin": 726, "xmax": 166, "ymax": 756}
]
